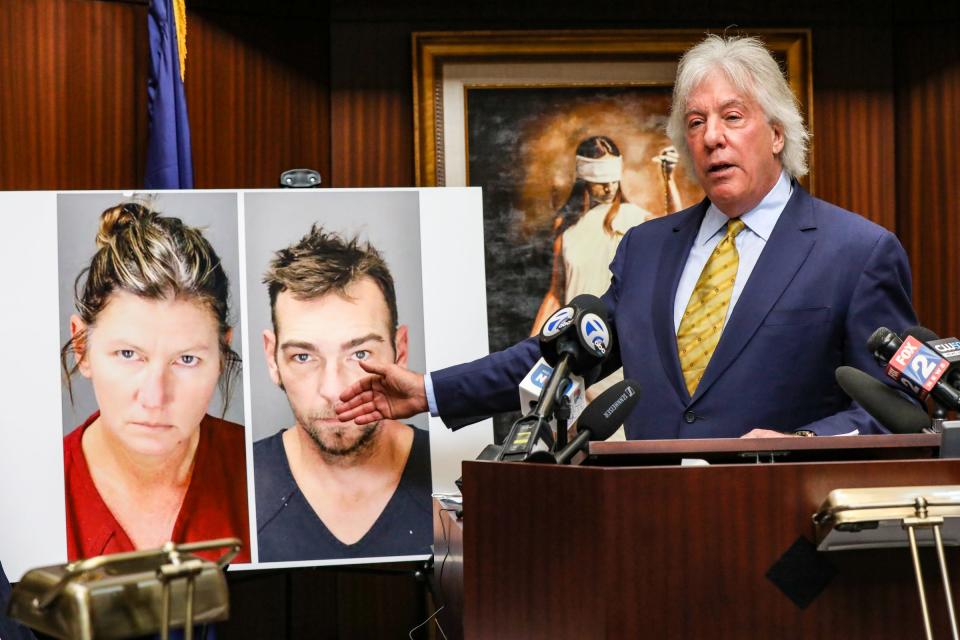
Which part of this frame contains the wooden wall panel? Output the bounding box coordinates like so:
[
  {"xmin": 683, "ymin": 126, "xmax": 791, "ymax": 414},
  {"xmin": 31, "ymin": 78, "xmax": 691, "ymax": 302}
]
[
  {"xmin": 895, "ymin": 24, "xmax": 960, "ymax": 336},
  {"xmin": 220, "ymin": 567, "xmax": 429, "ymax": 639},
  {"xmin": 0, "ymin": 0, "xmax": 145, "ymax": 190},
  {"xmin": 810, "ymin": 26, "xmax": 896, "ymax": 230},
  {"xmin": 0, "ymin": 0, "xmax": 331, "ymax": 191},
  {"xmin": 186, "ymin": 10, "xmax": 330, "ymax": 188},
  {"xmin": 329, "ymin": 21, "xmax": 414, "ymax": 187}
]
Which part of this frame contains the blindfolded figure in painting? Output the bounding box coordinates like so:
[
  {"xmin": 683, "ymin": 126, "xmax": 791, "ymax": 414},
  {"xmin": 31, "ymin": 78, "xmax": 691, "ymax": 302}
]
[
  {"xmin": 61, "ymin": 202, "xmax": 250, "ymax": 562},
  {"xmin": 532, "ymin": 135, "xmax": 683, "ymax": 334}
]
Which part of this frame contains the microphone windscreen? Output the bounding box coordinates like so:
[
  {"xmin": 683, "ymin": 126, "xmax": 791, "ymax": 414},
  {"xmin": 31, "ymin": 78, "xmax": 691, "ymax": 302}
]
[
  {"xmin": 867, "ymin": 326, "xmax": 895, "ymax": 354},
  {"xmin": 903, "ymin": 325, "xmax": 940, "ymax": 343},
  {"xmin": 566, "ymin": 293, "xmax": 608, "ymax": 318},
  {"xmin": 575, "ymin": 378, "xmax": 641, "ymax": 441},
  {"xmin": 835, "ymin": 366, "xmax": 930, "ymax": 434}
]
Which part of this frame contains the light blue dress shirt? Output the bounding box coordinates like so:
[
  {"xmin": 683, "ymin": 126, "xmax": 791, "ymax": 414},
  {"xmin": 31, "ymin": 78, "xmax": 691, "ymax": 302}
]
[
  {"xmin": 425, "ymin": 371, "xmax": 439, "ymax": 416},
  {"xmin": 425, "ymin": 171, "xmax": 794, "ymax": 417}
]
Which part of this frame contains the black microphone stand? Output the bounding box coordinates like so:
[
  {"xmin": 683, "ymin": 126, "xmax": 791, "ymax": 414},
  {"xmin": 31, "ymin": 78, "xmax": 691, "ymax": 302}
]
[
  {"xmin": 554, "ymin": 391, "xmax": 570, "ymax": 452},
  {"xmin": 931, "ymin": 406, "xmax": 948, "ymax": 433},
  {"xmin": 498, "ymin": 355, "xmax": 573, "ymax": 462}
]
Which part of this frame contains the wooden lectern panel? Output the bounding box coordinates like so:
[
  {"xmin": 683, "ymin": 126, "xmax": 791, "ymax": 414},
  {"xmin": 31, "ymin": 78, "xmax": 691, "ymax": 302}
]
[
  {"xmin": 460, "ymin": 457, "xmax": 960, "ymax": 639},
  {"xmin": 433, "ymin": 500, "xmax": 464, "ymax": 640}
]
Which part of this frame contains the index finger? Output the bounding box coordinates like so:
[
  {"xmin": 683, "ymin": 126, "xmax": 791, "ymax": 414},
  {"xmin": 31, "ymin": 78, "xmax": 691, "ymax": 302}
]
[
  {"xmin": 335, "ymin": 399, "xmax": 383, "ymax": 424},
  {"xmin": 339, "ymin": 375, "xmax": 379, "ymax": 404}
]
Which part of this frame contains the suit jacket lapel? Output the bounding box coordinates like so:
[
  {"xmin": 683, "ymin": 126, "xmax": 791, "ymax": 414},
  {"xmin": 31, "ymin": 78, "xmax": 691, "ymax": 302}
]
[
  {"xmin": 691, "ymin": 186, "xmax": 818, "ymax": 401},
  {"xmin": 652, "ymin": 200, "xmax": 708, "ymax": 401}
]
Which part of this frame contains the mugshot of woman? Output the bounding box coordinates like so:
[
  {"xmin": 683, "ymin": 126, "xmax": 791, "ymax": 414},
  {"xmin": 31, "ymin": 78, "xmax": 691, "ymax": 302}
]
[
  {"xmin": 531, "ymin": 136, "xmax": 682, "ymax": 333},
  {"xmin": 61, "ymin": 202, "xmax": 250, "ymax": 562}
]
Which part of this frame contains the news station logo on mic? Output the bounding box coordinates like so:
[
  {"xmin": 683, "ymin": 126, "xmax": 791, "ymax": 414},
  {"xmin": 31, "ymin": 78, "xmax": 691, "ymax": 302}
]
[
  {"xmin": 602, "ymin": 385, "xmax": 635, "ymax": 420},
  {"xmin": 542, "ymin": 306, "xmax": 575, "ymax": 338},
  {"xmin": 580, "ymin": 313, "xmax": 610, "ymax": 357},
  {"xmin": 931, "ymin": 338, "xmax": 960, "ymax": 360},
  {"xmin": 526, "ymin": 361, "xmax": 579, "ymax": 398},
  {"xmin": 885, "ymin": 335, "xmax": 950, "ymax": 398},
  {"xmin": 530, "ymin": 362, "xmax": 552, "ymax": 388}
]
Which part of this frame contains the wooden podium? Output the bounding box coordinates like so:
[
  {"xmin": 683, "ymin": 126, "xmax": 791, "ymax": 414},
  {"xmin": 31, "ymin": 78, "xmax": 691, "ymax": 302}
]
[{"xmin": 433, "ymin": 434, "xmax": 960, "ymax": 639}]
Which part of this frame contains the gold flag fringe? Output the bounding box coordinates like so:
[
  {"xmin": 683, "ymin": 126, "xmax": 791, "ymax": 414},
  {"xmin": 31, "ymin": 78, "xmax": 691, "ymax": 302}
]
[{"xmin": 173, "ymin": 0, "xmax": 187, "ymax": 81}]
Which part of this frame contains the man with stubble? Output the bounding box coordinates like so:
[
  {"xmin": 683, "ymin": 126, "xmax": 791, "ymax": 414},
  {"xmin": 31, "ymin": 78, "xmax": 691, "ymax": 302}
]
[{"xmin": 253, "ymin": 226, "xmax": 432, "ymax": 561}]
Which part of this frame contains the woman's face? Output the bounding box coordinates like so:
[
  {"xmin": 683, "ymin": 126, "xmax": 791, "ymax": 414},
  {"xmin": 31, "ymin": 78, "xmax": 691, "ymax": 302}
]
[
  {"xmin": 587, "ymin": 180, "xmax": 620, "ymax": 205},
  {"xmin": 72, "ymin": 291, "xmax": 223, "ymax": 458}
]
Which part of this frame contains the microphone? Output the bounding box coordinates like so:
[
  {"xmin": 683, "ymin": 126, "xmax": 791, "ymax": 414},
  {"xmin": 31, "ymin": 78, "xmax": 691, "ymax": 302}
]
[
  {"xmin": 498, "ymin": 295, "xmax": 613, "ymax": 462},
  {"xmin": 867, "ymin": 327, "xmax": 960, "ymax": 410},
  {"xmin": 554, "ymin": 378, "xmax": 641, "ymax": 464},
  {"xmin": 835, "ymin": 366, "xmax": 931, "ymax": 434},
  {"xmin": 902, "ymin": 326, "xmax": 955, "ymax": 424},
  {"xmin": 538, "ymin": 294, "xmax": 613, "ymax": 373},
  {"xmin": 902, "ymin": 326, "xmax": 960, "ymax": 389},
  {"xmin": 517, "ymin": 358, "xmax": 587, "ymax": 432}
]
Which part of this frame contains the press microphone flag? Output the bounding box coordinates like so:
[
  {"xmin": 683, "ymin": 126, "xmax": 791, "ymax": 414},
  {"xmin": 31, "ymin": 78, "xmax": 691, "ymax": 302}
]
[
  {"xmin": 538, "ymin": 294, "xmax": 612, "ymax": 373},
  {"xmin": 902, "ymin": 326, "xmax": 960, "ymax": 389},
  {"xmin": 867, "ymin": 327, "xmax": 960, "ymax": 409}
]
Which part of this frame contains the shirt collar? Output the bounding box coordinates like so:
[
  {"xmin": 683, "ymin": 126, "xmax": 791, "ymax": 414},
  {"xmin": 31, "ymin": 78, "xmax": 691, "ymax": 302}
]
[{"xmin": 697, "ymin": 171, "xmax": 793, "ymax": 245}]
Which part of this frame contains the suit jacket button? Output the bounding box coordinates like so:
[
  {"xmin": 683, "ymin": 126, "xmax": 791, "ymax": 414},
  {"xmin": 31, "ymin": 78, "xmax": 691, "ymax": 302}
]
[{"xmin": 684, "ymin": 411, "xmax": 697, "ymax": 424}]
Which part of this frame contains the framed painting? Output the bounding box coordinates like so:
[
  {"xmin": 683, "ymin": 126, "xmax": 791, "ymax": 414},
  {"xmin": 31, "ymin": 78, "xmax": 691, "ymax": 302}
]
[{"xmin": 412, "ymin": 29, "xmax": 813, "ymax": 435}]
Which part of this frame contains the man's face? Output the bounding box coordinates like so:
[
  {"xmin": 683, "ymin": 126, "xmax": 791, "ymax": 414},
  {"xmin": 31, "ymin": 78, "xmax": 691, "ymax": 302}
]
[
  {"xmin": 74, "ymin": 291, "xmax": 222, "ymax": 457},
  {"xmin": 587, "ymin": 180, "xmax": 619, "ymax": 205},
  {"xmin": 263, "ymin": 277, "xmax": 408, "ymax": 458},
  {"xmin": 684, "ymin": 71, "xmax": 785, "ymax": 217}
]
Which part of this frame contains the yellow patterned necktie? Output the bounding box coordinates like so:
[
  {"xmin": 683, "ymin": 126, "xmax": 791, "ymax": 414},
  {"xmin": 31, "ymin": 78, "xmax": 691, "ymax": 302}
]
[{"xmin": 677, "ymin": 218, "xmax": 746, "ymax": 395}]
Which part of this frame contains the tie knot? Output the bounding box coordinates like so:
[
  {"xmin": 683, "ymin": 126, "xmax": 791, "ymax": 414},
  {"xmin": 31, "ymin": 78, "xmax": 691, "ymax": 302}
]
[{"xmin": 726, "ymin": 218, "xmax": 746, "ymax": 239}]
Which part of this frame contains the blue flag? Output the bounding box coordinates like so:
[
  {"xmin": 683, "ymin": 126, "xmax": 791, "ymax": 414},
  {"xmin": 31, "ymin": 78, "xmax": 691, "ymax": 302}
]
[{"xmin": 145, "ymin": 0, "xmax": 194, "ymax": 189}]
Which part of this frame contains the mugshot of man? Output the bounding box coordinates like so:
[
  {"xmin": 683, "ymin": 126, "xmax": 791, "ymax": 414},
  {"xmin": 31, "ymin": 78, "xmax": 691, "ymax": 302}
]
[{"xmin": 253, "ymin": 225, "xmax": 432, "ymax": 561}]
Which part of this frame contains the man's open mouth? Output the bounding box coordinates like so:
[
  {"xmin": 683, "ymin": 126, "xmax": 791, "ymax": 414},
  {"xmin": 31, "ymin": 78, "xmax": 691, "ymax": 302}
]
[{"xmin": 708, "ymin": 162, "xmax": 735, "ymax": 174}]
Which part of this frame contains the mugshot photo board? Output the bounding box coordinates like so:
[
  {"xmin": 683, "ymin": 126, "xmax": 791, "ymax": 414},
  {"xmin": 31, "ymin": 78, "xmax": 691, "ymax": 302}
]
[{"xmin": 0, "ymin": 187, "xmax": 489, "ymax": 577}]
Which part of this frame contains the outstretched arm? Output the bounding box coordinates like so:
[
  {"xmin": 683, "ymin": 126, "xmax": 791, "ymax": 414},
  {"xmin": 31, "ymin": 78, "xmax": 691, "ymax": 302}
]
[{"xmin": 336, "ymin": 359, "xmax": 428, "ymax": 424}]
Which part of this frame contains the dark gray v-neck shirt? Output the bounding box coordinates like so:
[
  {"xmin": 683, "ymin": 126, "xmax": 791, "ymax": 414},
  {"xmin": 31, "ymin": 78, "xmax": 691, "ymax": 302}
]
[{"xmin": 254, "ymin": 426, "xmax": 432, "ymax": 561}]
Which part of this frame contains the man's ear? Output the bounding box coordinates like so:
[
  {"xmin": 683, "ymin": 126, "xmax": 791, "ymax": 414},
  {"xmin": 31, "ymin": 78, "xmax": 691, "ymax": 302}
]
[
  {"xmin": 70, "ymin": 315, "xmax": 92, "ymax": 378},
  {"xmin": 771, "ymin": 122, "xmax": 785, "ymax": 155},
  {"xmin": 262, "ymin": 329, "xmax": 282, "ymax": 387},
  {"xmin": 394, "ymin": 325, "xmax": 409, "ymax": 368}
]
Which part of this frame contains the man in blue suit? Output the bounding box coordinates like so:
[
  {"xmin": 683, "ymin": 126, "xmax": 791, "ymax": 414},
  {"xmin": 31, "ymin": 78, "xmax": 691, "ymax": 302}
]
[{"xmin": 336, "ymin": 35, "xmax": 916, "ymax": 439}]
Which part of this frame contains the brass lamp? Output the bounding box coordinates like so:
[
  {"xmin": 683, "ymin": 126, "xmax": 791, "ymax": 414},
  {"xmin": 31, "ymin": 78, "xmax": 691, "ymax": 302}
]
[
  {"xmin": 815, "ymin": 486, "xmax": 960, "ymax": 640},
  {"xmin": 7, "ymin": 538, "xmax": 240, "ymax": 640}
]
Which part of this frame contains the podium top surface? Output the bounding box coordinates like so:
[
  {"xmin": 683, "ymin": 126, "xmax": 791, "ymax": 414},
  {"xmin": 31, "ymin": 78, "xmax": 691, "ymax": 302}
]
[{"xmin": 586, "ymin": 433, "xmax": 940, "ymax": 466}]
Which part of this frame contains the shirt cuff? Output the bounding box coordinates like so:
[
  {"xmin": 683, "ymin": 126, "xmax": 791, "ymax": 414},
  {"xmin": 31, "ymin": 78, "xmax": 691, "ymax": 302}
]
[{"xmin": 424, "ymin": 372, "xmax": 440, "ymax": 417}]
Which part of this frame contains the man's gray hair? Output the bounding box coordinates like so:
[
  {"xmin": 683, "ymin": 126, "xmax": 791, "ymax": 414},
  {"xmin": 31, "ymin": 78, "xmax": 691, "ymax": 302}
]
[{"xmin": 665, "ymin": 35, "xmax": 810, "ymax": 178}]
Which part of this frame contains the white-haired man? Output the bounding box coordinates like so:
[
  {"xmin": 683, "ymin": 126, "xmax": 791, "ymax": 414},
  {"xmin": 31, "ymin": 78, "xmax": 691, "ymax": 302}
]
[{"xmin": 337, "ymin": 35, "xmax": 917, "ymax": 440}]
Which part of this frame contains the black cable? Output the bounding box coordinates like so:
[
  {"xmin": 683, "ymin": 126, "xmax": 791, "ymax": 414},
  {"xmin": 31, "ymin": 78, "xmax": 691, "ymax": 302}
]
[
  {"xmin": 437, "ymin": 507, "xmax": 458, "ymax": 599},
  {"xmin": 408, "ymin": 605, "xmax": 446, "ymax": 640},
  {"xmin": 407, "ymin": 507, "xmax": 459, "ymax": 639}
]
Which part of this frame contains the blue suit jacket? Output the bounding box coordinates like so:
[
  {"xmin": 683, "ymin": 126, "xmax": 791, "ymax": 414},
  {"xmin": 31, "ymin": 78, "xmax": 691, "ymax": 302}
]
[
  {"xmin": 432, "ymin": 185, "xmax": 918, "ymax": 439},
  {"xmin": 1, "ymin": 561, "xmax": 35, "ymax": 640}
]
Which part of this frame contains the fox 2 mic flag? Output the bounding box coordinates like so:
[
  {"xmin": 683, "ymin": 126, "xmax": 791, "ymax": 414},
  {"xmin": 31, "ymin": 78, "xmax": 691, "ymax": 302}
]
[{"xmin": 145, "ymin": 0, "xmax": 194, "ymax": 189}]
